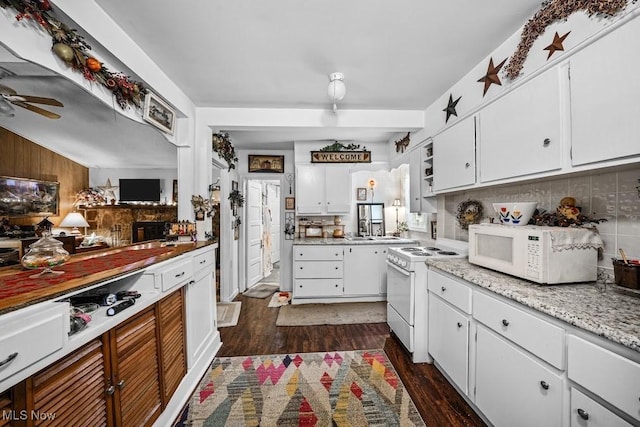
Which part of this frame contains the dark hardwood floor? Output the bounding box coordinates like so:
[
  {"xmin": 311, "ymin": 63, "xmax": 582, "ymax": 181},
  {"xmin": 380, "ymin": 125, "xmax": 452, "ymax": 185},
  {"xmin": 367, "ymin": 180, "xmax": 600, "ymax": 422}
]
[{"xmin": 217, "ymin": 294, "xmax": 487, "ymax": 427}]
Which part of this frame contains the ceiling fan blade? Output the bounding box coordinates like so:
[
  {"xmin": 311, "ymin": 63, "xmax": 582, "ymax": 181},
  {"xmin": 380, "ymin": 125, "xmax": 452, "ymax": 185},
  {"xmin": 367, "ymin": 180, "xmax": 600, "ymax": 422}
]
[
  {"xmin": 11, "ymin": 100, "xmax": 61, "ymax": 119},
  {"xmin": 16, "ymin": 95, "xmax": 63, "ymax": 107},
  {"xmin": 0, "ymin": 84, "xmax": 17, "ymax": 96}
]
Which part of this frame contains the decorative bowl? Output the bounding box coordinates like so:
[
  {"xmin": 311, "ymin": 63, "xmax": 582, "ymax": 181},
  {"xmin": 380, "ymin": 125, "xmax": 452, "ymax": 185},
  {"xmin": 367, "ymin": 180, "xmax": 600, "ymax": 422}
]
[{"xmin": 492, "ymin": 202, "xmax": 537, "ymax": 225}]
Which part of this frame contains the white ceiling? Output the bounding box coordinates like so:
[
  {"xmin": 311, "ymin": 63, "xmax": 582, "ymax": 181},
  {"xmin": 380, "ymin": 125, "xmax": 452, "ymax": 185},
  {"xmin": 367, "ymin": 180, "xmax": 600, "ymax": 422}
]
[{"xmin": 1, "ymin": 1, "xmax": 543, "ymax": 166}]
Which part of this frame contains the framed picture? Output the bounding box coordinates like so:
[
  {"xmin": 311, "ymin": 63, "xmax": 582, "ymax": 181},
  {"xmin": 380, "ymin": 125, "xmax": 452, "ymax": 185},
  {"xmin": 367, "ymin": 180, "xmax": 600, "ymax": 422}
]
[
  {"xmin": 356, "ymin": 188, "xmax": 367, "ymax": 201},
  {"xmin": 0, "ymin": 176, "xmax": 59, "ymax": 217},
  {"xmin": 284, "ymin": 212, "xmax": 295, "ymax": 240},
  {"xmin": 431, "ymin": 221, "xmax": 437, "ymax": 240},
  {"xmin": 232, "ymin": 180, "xmax": 238, "ymax": 191},
  {"xmin": 248, "ymin": 155, "xmax": 284, "ymax": 173},
  {"xmin": 172, "ymin": 179, "xmax": 178, "ymax": 203},
  {"xmin": 285, "ymin": 197, "xmax": 295, "ymax": 210},
  {"xmin": 143, "ymin": 91, "xmax": 176, "ymax": 135}
]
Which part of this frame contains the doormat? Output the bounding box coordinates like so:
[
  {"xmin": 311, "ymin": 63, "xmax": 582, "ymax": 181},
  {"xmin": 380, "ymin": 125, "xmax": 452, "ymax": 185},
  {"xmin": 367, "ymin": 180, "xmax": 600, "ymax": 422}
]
[
  {"xmin": 267, "ymin": 291, "xmax": 291, "ymax": 307},
  {"xmin": 243, "ymin": 283, "xmax": 279, "ymax": 299},
  {"xmin": 217, "ymin": 301, "xmax": 241, "ymax": 327},
  {"xmin": 179, "ymin": 349, "xmax": 424, "ymax": 426},
  {"xmin": 276, "ymin": 302, "xmax": 386, "ymax": 326}
]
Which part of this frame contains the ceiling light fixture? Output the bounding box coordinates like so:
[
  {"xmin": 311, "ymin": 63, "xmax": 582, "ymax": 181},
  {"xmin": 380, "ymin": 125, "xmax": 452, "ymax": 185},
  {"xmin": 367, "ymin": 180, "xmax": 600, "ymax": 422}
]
[{"xmin": 327, "ymin": 72, "xmax": 346, "ymax": 113}]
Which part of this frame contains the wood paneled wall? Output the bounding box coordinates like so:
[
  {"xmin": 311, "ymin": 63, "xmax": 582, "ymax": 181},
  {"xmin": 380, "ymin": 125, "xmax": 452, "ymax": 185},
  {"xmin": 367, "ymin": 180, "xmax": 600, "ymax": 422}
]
[{"xmin": 0, "ymin": 127, "xmax": 88, "ymax": 227}]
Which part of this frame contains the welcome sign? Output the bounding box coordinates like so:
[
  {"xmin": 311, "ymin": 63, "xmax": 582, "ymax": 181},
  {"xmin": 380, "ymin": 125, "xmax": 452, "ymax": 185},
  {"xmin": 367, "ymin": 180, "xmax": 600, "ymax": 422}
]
[{"xmin": 311, "ymin": 151, "xmax": 371, "ymax": 163}]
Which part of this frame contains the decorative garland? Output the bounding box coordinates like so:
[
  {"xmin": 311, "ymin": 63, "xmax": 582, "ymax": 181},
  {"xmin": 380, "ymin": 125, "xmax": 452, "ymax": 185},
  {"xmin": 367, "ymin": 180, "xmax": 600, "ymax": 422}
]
[
  {"xmin": 456, "ymin": 199, "xmax": 484, "ymax": 230},
  {"xmin": 228, "ymin": 189, "xmax": 245, "ymax": 208},
  {"xmin": 319, "ymin": 141, "xmax": 367, "ymax": 152},
  {"xmin": 1, "ymin": 0, "xmax": 146, "ymax": 109},
  {"xmin": 505, "ymin": 0, "xmax": 637, "ymax": 81},
  {"xmin": 212, "ymin": 132, "xmax": 238, "ymax": 171}
]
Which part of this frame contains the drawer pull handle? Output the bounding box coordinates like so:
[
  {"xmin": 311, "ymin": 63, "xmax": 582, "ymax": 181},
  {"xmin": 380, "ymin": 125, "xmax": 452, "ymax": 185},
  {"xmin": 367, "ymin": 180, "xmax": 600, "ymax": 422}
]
[
  {"xmin": 299, "ymin": 285, "xmax": 303, "ymax": 288},
  {"xmin": 577, "ymin": 408, "xmax": 589, "ymax": 420},
  {"xmin": 465, "ymin": 162, "xmax": 470, "ymax": 168},
  {"xmin": 175, "ymin": 271, "xmax": 185, "ymax": 278},
  {"xmin": 502, "ymin": 319, "xmax": 510, "ymax": 327},
  {"xmin": 457, "ymin": 322, "xmax": 462, "ymax": 328},
  {"xmin": 106, "ymin": 385, "xmax": 115, "ymax": 395},
  {"xmin": 300, "ymin": 266, "xmax": 303, "ymax": 269},
  {"xmin": 540, "ymin": 380, "xmax": 549, "ymax": 390},
  {"xmin": 199, "ymin": 260, "xmax": 206, "ymax": 264},
  {"xmin": 117, "ymin": 380, "xmax": 125, "ymax": 389},
  {"xmin": 0, "ymin": 352, "xmax": 18, "ymax": 368},
  {"xmin": 335, "ymin": 267, "xmax": 338, "ymax": 270},
  {"xmin": 335, "ymin": 253, "xmax": 339, "ymax": 257},
  {"xmin": 441, "ymin": 286, "xmax": 446, "ymax": 292},
  {"xmin": 189, "ymin": 280, "xmax": 195, "ymax": 285},
  {"xmin": 543, "ymin": 138, "xmax": 551, "ymax": 146},
  {"xmin": 335, "ymin": 284, "xmax": 339, "ymax": 287}
]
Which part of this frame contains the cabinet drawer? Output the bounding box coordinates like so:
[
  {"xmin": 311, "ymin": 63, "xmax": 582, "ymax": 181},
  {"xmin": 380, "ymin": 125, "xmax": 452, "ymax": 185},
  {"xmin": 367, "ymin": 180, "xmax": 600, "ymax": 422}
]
[
  {"xmin": 193, "ymin": 246, "xmax": 214, "ymax": 274},
  {"xmin": 571, "ymin": 388, "xmax": 632, "ymax": 427},
  {"xmin": 161, "ymin": 259, "xmax": 193, "ymax": 292},
  {"xmin": 295, "ymin": 261, "xmax": 343, "ymax": 278},
  {"xmin": 0, "ymin": 303, "xmax": 68, "ymax": 383},
  {"xmin": 474, "ymin": 290, "xmax": 564, "ymax": 369},
  {"xmin": 568, "ymin": 335, "xmax": 640, "ymax": 421},
  {"xmin": 428, "ymin": 270, "xmax": 472, "ymax": 314},
  {"xmin": 295, "ymin": 279, "xmax": 343, "ymax": 298},
  {"xmin": 294, "ymin": 246, "xmax": 343, "ymax": 261}
]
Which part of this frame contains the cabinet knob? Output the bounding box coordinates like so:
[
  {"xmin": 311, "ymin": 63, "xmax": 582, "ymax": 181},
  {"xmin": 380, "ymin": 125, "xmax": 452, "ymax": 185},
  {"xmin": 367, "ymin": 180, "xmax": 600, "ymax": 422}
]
[
  {"xmin": 457, "ymin": 322, "xmax": 462, "ymax": 328},
  {"xmin": 543, "ymin": 138, "xmax": 551, "ymax": 146},
  {"xmin": 299, "ymin": 285, "xmax": 303, "ymax": 288},
  {"xmin": 300, "ymin": 266, "xmax": 303, "ymax": 269},
  {"xmin": 577, "ymin": 408, "xmax": 589, "ymax": 420},
  {"xmin": 335, "ymin": 253, "xmax": 339, "ymax": 256},
  {"xmin": 540, "ymin": 380, "xmax": 550, "ymax": 390},
  {"xmin": 0, "ymin": 352, "xmax": 18, "ymax": 368},
  {"xmin": 441, "ymin": 286, "xmax": 446, "ymax": 292},
  {"xmin": 106, "ymin": 385, "xmax": 115, "ymax": 395},
  {"xmin": 465, "ymin": 162, "xmax": 470, "ymax": 168},
  {"xmin": 502, "ymin": 319, "xmax": 510, "ymax": 327},
  {"xmin": 374, "ymin": 251, "xmax": 378, "ymax": 254},
  {"xmin": 335, "ymin": 284, "xmax": 339, "ymax": 287},
  {"xmin": 117, "ymin": 380, "xmax": 125, "ymax": 389},
  {"xmin": 327, "ymin": 202, "xmax": 330, "ymax": 204},
  {"xmin": 335, "ymin": 266, "xmax": 338, "ymax": 270}
]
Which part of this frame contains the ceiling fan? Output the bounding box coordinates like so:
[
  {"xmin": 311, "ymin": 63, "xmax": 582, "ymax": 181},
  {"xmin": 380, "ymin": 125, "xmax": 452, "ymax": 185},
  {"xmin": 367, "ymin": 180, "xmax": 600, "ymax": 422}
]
[{"xmin": 0, "ymin": 83, "xmax": 63, "ymax": 119}]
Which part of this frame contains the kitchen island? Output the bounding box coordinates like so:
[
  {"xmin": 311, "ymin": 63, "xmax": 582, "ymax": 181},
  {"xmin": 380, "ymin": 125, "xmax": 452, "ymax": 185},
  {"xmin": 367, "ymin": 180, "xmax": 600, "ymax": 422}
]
[
  {"xmin": 426, "ymin": 258, "xmax": 640, "ymax": 427},
  {"xmin": 0, "ymin": 241, "xmax": 220, "ymax": 427}
]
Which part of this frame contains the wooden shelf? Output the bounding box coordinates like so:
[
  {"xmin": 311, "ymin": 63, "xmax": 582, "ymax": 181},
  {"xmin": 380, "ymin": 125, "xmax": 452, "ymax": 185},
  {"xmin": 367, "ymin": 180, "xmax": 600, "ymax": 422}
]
[{"xmin": 79, "ymin": 204, "xmax": 177, "ymax": 210}]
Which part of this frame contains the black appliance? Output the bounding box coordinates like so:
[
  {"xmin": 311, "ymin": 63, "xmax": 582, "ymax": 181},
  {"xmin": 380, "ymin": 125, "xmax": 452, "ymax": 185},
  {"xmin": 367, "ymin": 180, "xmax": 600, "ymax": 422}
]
[{"xmin": 119, "ymin": 179, "xmax": 161, "ymax": 202}]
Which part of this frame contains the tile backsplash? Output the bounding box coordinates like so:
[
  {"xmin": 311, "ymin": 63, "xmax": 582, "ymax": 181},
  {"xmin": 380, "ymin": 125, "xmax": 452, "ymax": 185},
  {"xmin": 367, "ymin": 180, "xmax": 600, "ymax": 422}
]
[{"xmin": 439, "ymin": 167, "xmax": 640, "ymax": 277}]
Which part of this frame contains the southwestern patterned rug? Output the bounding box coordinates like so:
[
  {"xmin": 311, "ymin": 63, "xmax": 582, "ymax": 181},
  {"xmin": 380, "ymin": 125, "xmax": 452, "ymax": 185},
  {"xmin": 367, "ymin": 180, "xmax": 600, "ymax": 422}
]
[{"xmin": 178, "ymin": 349, "xmax": 424, "ymax": 426}]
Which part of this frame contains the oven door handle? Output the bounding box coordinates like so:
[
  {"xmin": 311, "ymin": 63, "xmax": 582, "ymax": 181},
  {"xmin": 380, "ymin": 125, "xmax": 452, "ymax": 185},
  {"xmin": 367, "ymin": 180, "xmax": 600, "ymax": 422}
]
[{"xmin": 386, "ymin": 261, "xmax": 411, "ymax": 277}]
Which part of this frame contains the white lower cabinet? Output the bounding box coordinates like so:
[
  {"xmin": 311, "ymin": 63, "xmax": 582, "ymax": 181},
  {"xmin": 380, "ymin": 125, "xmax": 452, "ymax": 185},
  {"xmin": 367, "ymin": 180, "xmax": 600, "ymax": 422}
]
[
  {"xmin": 571, "ymin": 388, "xmax": 633, "ymax": 427},
  {"xmin": 475, "ymin": 325, "xmax": 564, "ymax": 427},
  {"xmin": 344, "ymin": 245, "xmax": 384, "ymax": 296},
  {"xmin": 428, "ymin": 294, "xmax": 469, "ymax": 394}
]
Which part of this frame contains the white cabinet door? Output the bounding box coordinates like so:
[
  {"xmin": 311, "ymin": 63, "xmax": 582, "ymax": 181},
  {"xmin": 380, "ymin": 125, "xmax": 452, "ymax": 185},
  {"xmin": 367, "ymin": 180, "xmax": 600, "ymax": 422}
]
[
  {"xmin": 296, "ymin": 165, "xmax": 325, "ymax": 214},
  {"xmin": 433, "ymin": 115, "xmax": 476, "ymax": 192},
  {"xmin": 325, "ymin": 166, "xmax": 351, "ymax": 213},
  {"xmin": 186, "ymin": 268, "xmax": 215, "ymax": 368},
  {"xmin": 409, "ymin": 149, "xmax": 422, "ymax": 212},
  {"xmin": 428, "ymin": 295, "xmax": 469, "ymax": 394},
  {"xmin": 475, "ymin": 325, "xmax": 563, "ymax": 427},
  {"xmin": 343, "ymin": 245, "xmax": 380, "ymax": 295},
  {"xmin": 479, "ymin": 67, "xmax": 563, "ymax": 183},
  {"xmin": 570, "ymin": 16, "xmax": 640, "ymax": 166}
]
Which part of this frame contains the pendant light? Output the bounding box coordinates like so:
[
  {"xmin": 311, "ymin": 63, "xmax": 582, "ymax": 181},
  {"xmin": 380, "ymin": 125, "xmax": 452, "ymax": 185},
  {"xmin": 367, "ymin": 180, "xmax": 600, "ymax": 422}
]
[{"xmin": 327, "ymin": 72, "xmax": 346, "ymax": 112}]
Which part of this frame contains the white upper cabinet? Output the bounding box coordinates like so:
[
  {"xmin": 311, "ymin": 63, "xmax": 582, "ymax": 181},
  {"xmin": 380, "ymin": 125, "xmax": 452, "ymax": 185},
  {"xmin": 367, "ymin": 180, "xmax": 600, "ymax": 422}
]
[
  {"xmin": 570, "ymin": 14, "xmax": 640, "ymax": 166},
  {"xmin": 433, "ymin": 115, "xmax": 476, "ymax": 193},
  {"xmin": 479, "ymin": 67, "xmax": 564, "ymax": 183},
  {"xmin": 296, "ymin": 165, "xmax": 350, "ymax": 215}
]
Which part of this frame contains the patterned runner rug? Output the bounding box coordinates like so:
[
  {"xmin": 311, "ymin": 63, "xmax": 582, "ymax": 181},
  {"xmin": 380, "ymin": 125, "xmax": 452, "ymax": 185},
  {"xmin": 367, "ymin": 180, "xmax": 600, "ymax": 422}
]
[{"xmin": 178, "ymin": 349, "xmax": 424, "ymax": 426}]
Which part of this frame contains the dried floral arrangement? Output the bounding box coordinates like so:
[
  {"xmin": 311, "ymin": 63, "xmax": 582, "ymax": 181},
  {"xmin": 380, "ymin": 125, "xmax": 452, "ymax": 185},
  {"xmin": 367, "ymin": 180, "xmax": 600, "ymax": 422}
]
[
  {"xmin": 528, "ymin": 210, "xmax": 608, "ymax": 227},
  {"xmin": 212, "ymin": 132, "xmax": 238, "ymax": 171},
  {"xmin": 74, "ymin": 188, "xmax": 106, "ymax": 207},
  {"xmin": 504, "ymin": 0, "xmax": 637, "ymax": 80},
  {"xmin": 1, "ymin": 0, "xmax": 147, "ymax": 109},
  {"xmin": 319, "ymin": 141, "xmax": 367, "ymax": 152},
  {"xmin": 228, "ymin": 189, "xmax": 245, "ymax": 208}
]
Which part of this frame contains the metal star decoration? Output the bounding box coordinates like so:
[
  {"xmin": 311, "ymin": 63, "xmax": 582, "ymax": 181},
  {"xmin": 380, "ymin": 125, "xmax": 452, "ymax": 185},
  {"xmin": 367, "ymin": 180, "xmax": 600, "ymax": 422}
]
[
  {"xmin": 544, "ymin": 31, "xmax": 571, "ymax": 60},
  {"xmin": 443, "ymin": 93, "xmax": 461, "ymax": 123},
  {"xmin": 99, "ymin": 178, "xmax": 118, "ymax": 201},
  {"xmin": 477, "ymin": 57, "xmax": 507, "ymax": 96}
]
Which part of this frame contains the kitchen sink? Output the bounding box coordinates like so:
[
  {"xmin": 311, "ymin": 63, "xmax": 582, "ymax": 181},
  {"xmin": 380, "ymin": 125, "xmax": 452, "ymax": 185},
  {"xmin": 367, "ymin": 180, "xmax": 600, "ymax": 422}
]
[
  {"xmin": 345, "ymin": 236, "xmax": 375, "ymax": 241},
  {"xmin": 345, "ymin": 236, "xmax": 401, "ymax": 241}
]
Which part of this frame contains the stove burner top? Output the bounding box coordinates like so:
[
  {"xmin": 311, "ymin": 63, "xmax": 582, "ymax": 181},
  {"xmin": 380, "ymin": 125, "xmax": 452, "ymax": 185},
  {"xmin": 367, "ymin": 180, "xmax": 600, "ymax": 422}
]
[
  {"xmin": 437, "ymin": 251, "xmax": 459, "ymax": 256},
  {"xmin": 412, "ymin": 252, "xmax": 432, "ymax": 256},
  {"xmin": 402, "ymin": 247, "xmax": 422, "ymax": 252},
  {"xmin": 425, "ymin": 247, "xmax": 441, "ymax": 251}
]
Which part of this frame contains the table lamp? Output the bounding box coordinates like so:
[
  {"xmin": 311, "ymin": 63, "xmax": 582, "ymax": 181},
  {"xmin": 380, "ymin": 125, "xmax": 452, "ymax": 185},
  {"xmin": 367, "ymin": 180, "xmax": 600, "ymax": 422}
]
[
  {"xmin": 59, "ymin": 211, "xmax": 89, "ymax": 235},
  {"xmin": 393, "ymin": 199, "xmax": 401, "ymax": 231}
]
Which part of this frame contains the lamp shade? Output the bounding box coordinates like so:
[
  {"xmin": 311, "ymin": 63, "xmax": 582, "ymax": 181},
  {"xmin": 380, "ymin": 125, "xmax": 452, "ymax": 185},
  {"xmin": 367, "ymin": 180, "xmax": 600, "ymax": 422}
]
[
  {"xmin": 59, "ymin": 212, "xmax": 89, "ymax": 235},
  {"xmin": 393, "ymin": 199, "xmax": 401, "ymax": 207}
]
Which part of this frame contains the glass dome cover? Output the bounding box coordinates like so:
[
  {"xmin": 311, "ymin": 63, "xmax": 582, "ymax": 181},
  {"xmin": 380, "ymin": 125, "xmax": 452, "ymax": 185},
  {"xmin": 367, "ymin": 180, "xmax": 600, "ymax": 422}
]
[{"xmin": 21, "ymin": 234, "xmax": 70, "ymax": 277}]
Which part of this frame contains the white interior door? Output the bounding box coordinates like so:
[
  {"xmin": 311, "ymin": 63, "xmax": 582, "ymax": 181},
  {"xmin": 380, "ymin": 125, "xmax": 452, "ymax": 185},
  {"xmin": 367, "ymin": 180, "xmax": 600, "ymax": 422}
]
[
  {"xmin": 267, "ymin": 183, "xmax": 280, "ymax": 264},
  {"xmin": 246, "ymin": 180, "xmax": 263, "ymax": 287}
]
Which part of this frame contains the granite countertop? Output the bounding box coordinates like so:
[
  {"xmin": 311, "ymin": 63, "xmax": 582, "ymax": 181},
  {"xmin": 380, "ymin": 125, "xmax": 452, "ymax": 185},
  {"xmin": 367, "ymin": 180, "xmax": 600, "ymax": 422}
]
[
  {"xmin": 294, "ymin": 237, "xmax": 419, "ymax": 245},
  {"xmin": 427, "ymin": 258, "xmax": 640, "ymax": 353}
]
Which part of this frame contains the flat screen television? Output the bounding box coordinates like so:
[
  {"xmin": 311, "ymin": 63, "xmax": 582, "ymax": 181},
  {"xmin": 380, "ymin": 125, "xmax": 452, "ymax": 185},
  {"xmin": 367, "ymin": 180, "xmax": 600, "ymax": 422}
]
[{"xmin": 119, "ymin": 179, "xmax": 161, "ymax": 202}]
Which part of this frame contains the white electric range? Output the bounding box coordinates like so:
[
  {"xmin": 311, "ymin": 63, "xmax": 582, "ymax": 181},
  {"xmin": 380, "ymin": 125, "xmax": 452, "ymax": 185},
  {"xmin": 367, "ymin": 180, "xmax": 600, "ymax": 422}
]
[{"xmin": 386, "ymin": 238, "xmax": 468, "ymax": 363}]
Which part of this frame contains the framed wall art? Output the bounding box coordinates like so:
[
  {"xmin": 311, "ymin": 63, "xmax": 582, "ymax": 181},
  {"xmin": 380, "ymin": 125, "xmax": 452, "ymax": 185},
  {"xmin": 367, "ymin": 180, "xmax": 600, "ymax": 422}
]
[
  {"xmin": 285, "ymin": 197, "xmax": 295, "ymax": 210},
  {"xmin": 248, "ymin": 155, "xmax": 284, "ymax": 173},
  {"xmin": 356, "ymin": 188, "xmax": 367, "ymax": 201},
  {"xmin": 0, "ymin": 176, "xmax": 59, "ymax": 217},
  {"xmin": 143, "ymin": 91, "xmax": 176, "ymax": 135}
]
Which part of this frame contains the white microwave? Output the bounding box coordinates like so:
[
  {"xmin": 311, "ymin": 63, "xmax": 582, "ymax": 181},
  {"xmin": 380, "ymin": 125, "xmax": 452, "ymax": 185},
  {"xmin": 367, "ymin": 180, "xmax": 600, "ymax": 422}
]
[{"xmin": 468, "ymin": 223, "xmax": 602, "ymax": 284}]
